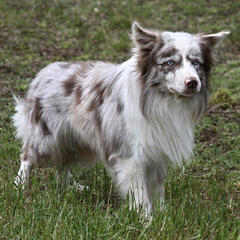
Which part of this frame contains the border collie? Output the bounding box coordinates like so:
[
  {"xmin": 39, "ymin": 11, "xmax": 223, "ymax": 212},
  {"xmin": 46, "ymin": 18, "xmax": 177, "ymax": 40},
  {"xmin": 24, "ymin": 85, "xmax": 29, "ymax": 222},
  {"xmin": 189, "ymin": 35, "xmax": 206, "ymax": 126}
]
[{"xmin": 13, "ymin": 22, "xmax": 229, "ymax": 216}]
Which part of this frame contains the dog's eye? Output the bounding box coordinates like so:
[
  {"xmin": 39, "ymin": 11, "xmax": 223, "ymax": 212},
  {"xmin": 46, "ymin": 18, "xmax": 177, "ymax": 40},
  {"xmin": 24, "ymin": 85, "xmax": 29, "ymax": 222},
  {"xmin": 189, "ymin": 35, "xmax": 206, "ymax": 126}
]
[
  {"xmin": 167, "ymin": 60, "xmax": 174, "ymax": 66},
  {"xmin": 192, "ymin": 59, "xmax": 200, "ymax": 66}
]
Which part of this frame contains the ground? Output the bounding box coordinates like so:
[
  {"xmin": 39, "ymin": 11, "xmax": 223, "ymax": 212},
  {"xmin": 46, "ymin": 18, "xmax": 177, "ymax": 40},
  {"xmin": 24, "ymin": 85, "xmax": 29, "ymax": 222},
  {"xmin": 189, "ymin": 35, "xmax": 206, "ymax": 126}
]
[{"xmin": 0, "ymin": 0, "xmax": 240, "ymax": 239}]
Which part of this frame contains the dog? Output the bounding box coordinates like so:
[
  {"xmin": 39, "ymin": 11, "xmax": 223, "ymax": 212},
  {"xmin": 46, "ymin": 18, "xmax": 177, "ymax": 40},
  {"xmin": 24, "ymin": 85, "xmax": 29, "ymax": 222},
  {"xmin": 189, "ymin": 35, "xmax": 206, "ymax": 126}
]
[{"xmin": 13, "ymin": 22, "xmax": 229, "ymax": 216}]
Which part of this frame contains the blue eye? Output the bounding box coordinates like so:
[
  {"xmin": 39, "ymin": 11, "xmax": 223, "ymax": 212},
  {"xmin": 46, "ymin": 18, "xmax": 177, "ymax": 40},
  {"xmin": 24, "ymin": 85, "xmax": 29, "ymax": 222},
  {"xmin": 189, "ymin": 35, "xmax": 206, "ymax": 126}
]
[
  {"xmin": 192, "ymin": 59, "xmax": 200, "ymax": 66},
  {"xmin": 167, "ymin": 60, "xmax": 174, "ymax": 66}
]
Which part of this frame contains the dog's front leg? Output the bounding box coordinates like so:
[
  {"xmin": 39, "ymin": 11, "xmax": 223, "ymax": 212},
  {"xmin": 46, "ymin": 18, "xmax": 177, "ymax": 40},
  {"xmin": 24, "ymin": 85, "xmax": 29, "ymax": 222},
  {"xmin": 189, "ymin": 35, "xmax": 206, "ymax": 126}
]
[
  {"xmin": 154, "ymin": 167, "xmax": 166, "ymax": 210},
  {"xmin": 127, "ymin": 173, "xmax": 152, "ymax": 216},
  {"xmin": 109, "ymin": 155, "xmax": 152, "ymax": 216},
  {"xmin": 144, "ymin": 165, "xmax": 166, "ymax": 212}
]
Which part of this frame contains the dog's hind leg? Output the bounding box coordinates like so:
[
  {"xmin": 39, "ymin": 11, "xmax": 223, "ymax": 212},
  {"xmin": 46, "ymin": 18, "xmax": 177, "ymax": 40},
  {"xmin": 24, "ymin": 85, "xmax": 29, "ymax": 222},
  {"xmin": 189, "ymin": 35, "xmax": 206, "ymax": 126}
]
[
  {"xmin": 14, "ymin": 141, "xmax": 34, "ymax": 188},
  {"xmin": 14, "ymin": 160, "xmax": 34, "ymax": 188},
  {"xmin": 56, "ymin": 146, "xmax": 96, "ymax": 190},
  {"xmin": 56, "ymin": 169, "xmax": 88, "ymax": 191}
]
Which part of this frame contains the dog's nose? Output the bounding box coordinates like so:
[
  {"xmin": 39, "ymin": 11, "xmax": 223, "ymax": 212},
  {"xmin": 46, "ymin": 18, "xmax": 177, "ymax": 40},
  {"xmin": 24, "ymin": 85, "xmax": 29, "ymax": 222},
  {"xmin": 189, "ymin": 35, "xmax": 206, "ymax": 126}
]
[{"xmin": 185, "ymin": 76, "xmax": 198, "ymax": 89}]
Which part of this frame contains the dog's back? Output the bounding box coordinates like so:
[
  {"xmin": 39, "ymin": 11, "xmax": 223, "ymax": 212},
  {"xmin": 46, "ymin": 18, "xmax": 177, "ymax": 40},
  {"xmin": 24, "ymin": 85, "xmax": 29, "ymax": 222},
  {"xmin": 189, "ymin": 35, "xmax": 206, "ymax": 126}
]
[{"xmin": 13, "ymin": 60, "xmax": 129, "ymax": 166}]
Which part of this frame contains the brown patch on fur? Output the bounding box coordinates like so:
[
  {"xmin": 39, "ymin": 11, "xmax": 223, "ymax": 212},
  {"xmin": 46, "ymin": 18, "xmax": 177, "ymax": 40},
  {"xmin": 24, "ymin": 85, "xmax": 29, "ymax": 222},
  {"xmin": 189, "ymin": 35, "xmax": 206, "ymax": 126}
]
[
  {"xmin": 137, "ymin": 36, "xmax": 164, "ymax": 116},
  {"xmin": 138, "ymin": 35, "xmax": 163, "ymax": 78},
  {"xmin": 41, "ymin": 120, "xmax": 51, "ymax": 136},
  {"xmin": 90, "ymin": 81, "xmax": 105, "ymax": 106},
  {"xmin": 63, "ymin": 75, "xmax": 77, "ymax": 96},
  {"xmin": 137, "ymin": 36, "xmax": 165, "ymax": 116},
  {"xmin": 87, "ymin": 101, "xmax": 95, "ymax": 112},
  {"xmin": 158, "ymin": 47, "xmax": 177, "ymax": 59},
  {"xmin": 97, "ymin": 85, "xmax": 107, "ymax": 105},
  {"xmin": 31, "ymin": 98, "xmax": 51, "ymax": 136},
  {"xmin": 87, "ymin": 80, "xmax": 114, "ymax": 148},
  {"xmin": 75, "ymin": 61, "xmax": 116, "ymax": 111},
  {"xmin": 68, "ymin": 61, "xmax": 97, "ymax": 107},
  {"xmin": 200, "ymin": 42, "xmax": 213, "ymax": 80},
  {"xmin": 75, "ymin": 64, "xmax": 123, "ymax": 160},
  {"xmin": 22, "ymin": 140, "xmax": 30, "ymax": 161},
  {"xmin": 31, "ymin": 98, "xmax": 42, "ymax": 124},
  {"xmin": 94, "ymin": 109, "xmax": 102, "ymax": 133},
  {"xmin": 75, "ymin": 85, "xmax": 83, "ymax": 105},
  {"xmin": 88, "ymin": 81, "xmax": 114, "ymax": 111}
]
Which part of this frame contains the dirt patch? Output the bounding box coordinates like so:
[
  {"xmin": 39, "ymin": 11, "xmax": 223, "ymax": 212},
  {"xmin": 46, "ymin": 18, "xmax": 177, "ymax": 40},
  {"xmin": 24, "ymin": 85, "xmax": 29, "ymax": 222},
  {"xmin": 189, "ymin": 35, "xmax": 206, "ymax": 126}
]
[
  {"xmin": 197, "ymin": 127, "xmax": 217, "ymax": 145},
  {"xmin": 196, "ymin": 100, "xmax": 240, "ymax": 146},
  {"xmin": 208, "ymin": 100, "xmax": 240, "ymax": 125}
]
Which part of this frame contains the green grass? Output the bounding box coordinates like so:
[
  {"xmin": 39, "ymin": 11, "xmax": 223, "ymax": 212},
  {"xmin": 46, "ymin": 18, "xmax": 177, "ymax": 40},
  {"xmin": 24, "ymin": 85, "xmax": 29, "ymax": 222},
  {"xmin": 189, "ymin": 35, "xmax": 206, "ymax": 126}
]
[{"xmin": 1, "ymin": 0, "xmax": 240, "ymax": 239}]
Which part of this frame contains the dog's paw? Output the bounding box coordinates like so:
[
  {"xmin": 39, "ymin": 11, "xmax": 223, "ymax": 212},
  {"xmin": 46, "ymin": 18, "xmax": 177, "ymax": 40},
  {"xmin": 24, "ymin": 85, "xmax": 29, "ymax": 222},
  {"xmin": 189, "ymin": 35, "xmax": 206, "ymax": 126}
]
[
  {"xmin": 72, "ymin": 181, "xmax": 89, "ymax": 192},
  {"xmin": 14, "ymin": 175, "xmax": 28, "ymax": 190}
]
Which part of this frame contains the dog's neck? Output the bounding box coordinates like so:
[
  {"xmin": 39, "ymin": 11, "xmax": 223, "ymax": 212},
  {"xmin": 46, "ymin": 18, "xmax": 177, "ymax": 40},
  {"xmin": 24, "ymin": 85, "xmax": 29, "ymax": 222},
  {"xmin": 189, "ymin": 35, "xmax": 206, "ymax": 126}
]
[{"xmin": 119, "ymin": 56, "xmax": 207, "ymax": 165}]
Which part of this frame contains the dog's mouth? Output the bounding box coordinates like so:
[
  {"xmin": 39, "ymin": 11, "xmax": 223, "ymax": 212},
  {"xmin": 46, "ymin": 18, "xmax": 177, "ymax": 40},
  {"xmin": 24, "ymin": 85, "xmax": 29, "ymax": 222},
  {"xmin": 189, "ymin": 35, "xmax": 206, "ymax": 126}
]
[{"xmin": 169, "ymin": 87, "xmax": 199, "ymax": 97}]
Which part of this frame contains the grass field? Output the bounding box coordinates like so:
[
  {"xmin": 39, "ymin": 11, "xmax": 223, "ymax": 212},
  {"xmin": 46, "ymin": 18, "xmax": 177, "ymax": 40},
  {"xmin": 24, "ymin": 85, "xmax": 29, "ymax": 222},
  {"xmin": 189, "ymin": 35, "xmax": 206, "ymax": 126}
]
[{"xmin": 0, "ymin": 0, "xmax": 240, "ymax": 239}]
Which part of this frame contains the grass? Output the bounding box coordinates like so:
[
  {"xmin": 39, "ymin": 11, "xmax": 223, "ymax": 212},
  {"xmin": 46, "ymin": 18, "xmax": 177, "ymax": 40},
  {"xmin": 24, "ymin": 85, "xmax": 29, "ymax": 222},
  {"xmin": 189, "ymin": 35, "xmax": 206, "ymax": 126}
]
[{"xmin": 0, "ymin": 0, "xmax": 240, "ymax": 239}]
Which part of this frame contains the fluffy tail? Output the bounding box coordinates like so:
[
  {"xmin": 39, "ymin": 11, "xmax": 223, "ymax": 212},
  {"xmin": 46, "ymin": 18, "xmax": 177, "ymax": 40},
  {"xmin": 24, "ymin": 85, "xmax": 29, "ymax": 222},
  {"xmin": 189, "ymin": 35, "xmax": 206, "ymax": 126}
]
[{"xmin": 12, "ymin": 95, "xmax": 31, "ymax": 141}]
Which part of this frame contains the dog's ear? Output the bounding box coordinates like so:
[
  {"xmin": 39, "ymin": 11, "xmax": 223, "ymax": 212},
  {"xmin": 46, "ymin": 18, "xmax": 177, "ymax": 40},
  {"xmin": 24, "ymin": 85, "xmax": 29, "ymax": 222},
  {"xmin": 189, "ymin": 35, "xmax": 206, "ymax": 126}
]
[
  {"xmin": 201, "ymin": 31, "xmax": 230, "ymax": 48},
  {"xmin": 198, "ymin": 31, "xmax": 230, "ymax": 78},
  {"xmin": 131, "ymin": 21, "xmax": 158, "ymax": 50}
]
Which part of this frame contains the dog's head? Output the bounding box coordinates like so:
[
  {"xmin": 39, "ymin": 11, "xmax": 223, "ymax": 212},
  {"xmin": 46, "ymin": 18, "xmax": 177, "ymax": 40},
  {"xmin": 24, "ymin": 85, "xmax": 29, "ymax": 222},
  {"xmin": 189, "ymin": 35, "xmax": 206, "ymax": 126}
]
[{"xmin": 132, "ymin": 22, "xmax": 230, "ymax": 98}]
